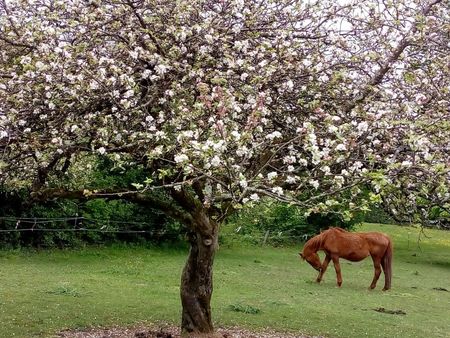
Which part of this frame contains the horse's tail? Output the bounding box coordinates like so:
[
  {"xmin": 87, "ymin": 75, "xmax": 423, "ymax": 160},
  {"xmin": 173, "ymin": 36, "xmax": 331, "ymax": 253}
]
[{"xmin": 382, "ymin": 237, "xmax": 393, "ymax": 290}]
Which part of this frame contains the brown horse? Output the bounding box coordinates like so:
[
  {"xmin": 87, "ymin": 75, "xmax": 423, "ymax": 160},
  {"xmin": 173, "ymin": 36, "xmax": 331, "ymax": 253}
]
[{"xmin": 299, "ymin": 227, "xmax": 393, "ymax": 290}]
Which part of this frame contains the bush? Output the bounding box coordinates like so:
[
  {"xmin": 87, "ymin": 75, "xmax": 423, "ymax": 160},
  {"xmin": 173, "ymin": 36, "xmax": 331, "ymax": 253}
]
[
  {"xmin": 0, "ymin": 158, "xmax": 186, "ymax": 248},
  {"xmin": 0, "ymin": 195, "xmax": 182, "ymax": 248},
  {"xmin": 362, "ymin": 206, "xmax": 394, "ymax": 224},
  {"xmin": 427, "ymin": 206, "xmax": 450, "ymax": 229},
  {"xmin": 223, "ymin": 200, "xmax": 361, "ymax": 246}
]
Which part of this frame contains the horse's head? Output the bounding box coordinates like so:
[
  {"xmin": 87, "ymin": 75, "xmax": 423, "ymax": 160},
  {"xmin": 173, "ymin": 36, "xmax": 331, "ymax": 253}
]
[{"xmin": 299, "ymin": 251, "xmax": 322, "ymax": 271}]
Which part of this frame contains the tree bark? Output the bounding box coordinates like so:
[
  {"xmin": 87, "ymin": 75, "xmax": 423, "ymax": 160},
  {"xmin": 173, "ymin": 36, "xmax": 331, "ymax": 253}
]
[{"xmin": 180, "ymin": 211, "xmax": 219, "ymax": 335}]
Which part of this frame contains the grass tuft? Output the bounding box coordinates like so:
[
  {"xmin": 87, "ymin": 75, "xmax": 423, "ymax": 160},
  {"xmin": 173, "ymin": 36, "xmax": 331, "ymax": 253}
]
[
  {"xmin": 228, "ymin": 304, "xmax": 261, "ymax": 315},
  {"xmin": 45, "ymin": 285, "xmax": 84, "ymax": 297}
]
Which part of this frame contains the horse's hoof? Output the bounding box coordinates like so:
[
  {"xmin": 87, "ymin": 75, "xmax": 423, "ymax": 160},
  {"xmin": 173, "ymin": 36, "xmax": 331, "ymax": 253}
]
[{"xmin": 382, "ymin": 287, "xmax": 390, "ymax": 291}]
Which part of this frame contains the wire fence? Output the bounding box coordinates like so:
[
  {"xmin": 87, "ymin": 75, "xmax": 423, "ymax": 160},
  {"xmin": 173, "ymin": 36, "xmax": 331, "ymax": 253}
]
[
  {"xmin": 0, "ymin": 216, "xmax": 309, "ymax": 245},
  {"xmin": 0, "ymin": 216, "xmax": 182, "ymax": 237}
]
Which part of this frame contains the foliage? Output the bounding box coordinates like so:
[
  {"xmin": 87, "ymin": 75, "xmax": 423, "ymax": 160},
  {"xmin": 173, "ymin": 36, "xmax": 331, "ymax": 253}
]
[
  {"xmin": 0, "ymin": 156, "xmax": 184, "ymax": 248},
  {"xmin": 427, "ymin": 206, "xmax": 450, "ymax": 230},
  {"xmin": 362, "ymin": 206, "xmax": 395, "ymax": 225},
  {"xmin": 224, "ymin": 200, "xmax": 362, "ymax": 245},
  {"xmin": 223, "ymin": 199, "xmax": 394, "ymax": 246},
  {"xmin": 0, "ymin": 193, "xmax": 180, "ymax": 249}
]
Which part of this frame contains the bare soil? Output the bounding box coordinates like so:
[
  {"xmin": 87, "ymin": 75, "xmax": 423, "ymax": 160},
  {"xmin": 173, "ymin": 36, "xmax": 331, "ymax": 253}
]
[{"xmin": 57, "ymin": 324, "xmax": 322, "ymax": 338}]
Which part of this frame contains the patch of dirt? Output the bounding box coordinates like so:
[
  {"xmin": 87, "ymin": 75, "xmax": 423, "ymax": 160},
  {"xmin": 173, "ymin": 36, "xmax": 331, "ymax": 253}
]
[
  {"xmin": 373, "ymin": 307, "xmax": 406, "ymax": 315},
  {"xmin": 57, "ymin": 324, "xmax": 322, "ymax": 338},
  {"xmin": 432, "ymin": 287, "xmax": 448, "ymax": 292}
]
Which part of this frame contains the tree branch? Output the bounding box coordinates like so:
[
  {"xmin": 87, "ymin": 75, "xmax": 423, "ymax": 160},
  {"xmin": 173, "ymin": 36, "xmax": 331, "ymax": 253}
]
[
  {"xmin": 345, "ymin": 0, "xmax": 444, "ymax": 112},
  {"xmin": 30, "ymin": 188, "xmax": 194, "ymax": 226}
]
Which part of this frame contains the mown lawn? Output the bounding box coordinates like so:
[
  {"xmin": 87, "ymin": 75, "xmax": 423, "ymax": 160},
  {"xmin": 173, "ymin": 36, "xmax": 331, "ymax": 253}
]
[{"xmin": 0, "ymin": 223, "xmax": 449, "ymax": 337}]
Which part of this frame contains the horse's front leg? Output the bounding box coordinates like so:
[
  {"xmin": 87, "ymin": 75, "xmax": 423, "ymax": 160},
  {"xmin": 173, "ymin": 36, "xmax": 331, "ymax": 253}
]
[
  {"xmin": 316, "ymin": 255, "xmax": 331, "ymax": 283},
  {"xmin": 332, "ymin": 255, "xmax": 342, "ymax": 287}
]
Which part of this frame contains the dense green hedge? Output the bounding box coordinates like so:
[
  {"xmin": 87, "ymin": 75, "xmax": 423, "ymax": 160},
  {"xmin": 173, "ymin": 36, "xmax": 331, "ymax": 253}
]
[
  {"xmin": 221, "ymin": 200, "xmax": 368, "ymax": 246},
  {"xmin": 0, "ymin": 158, "xmax": 186, "ymax": 248},
  {"xmin": 0, "ymin": 192, "xmax": 182, "ymax": 248},
  {"xmin": 1, "ymin": 191, "xmax": 395, "ymax": 248}
]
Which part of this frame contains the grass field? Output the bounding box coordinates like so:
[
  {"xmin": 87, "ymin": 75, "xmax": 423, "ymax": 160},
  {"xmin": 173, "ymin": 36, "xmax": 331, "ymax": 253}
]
[{"xmin": 0, "ymin": 223, "xmax": 449, "ymax": 338}]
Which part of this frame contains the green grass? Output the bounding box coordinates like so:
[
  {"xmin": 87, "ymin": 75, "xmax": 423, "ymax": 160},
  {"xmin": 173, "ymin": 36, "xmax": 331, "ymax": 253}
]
[{"xmin": 1, "ymin": 223, "xmax": 450, "ymax": 338}]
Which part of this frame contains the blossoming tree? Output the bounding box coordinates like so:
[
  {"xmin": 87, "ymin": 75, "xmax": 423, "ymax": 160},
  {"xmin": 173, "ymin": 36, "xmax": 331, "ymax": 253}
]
[{"xmin": 1, "ymin": 0, "xmax": 449, "ymax": 334}]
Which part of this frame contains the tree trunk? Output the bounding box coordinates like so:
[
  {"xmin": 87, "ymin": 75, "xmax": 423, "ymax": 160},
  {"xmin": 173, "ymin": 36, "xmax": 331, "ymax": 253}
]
[{"xmin": 180, "ymin": 213, "xmax": 219, "ymax": 335}]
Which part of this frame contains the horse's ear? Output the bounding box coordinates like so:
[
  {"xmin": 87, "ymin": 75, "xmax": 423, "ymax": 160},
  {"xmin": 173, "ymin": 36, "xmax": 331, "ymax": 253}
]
[{"xmin": 299, "ymin": 252, "xmax": 304, "ymax": 260}]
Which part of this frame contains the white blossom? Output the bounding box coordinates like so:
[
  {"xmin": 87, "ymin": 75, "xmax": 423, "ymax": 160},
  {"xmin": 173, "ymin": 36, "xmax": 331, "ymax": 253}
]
[
  {"xmin": 174, "ymin": 153, "xmax": 189, "ymax": 163},
  {"xmin": 272, "ymin": 187, "xmax": 283, "ymax": 195},
  {"xmin": 415, "ymin": 93, "xmax": 427, "ymax": 105},
  {"xmin": 401, "ymin": 160, "xmax": 412, "ymax": 167},
  {"xmin": 155, "ymin": 64, "xmax": 169, "ymax": 75},
  {"xmin": 236, "ymin": 146, "xmax": 249, "ymax": 157},
  {"xmin": 321, "ymin": 166, "xmax": 331, "ymax": 175},
  {"xmin": 328, "ymin": 125, "xmax": 338, "ymax": 133},
  {"xmin": 286, "ymin": 176, "xmax": 296, "ymax": 184},
  {"xmin": 309, "ymin": 179, "xmax": 320, "ymax": 189},
  {"xmin": 267, "ymin": 172, "xmax": 278, "ymax": 181},
  {"xmin": 250, "ymin": 193, "xmax": 259, "ymax": 201},
  {"xmin": 129, "ymin": 50, "xmax": 139, "ymax": 59},
  {"xmin": 285, "ymin": 79, "xmax": 294, "ymax": 90},
  {"xmin": 357, "ymin": 121, "xmax": 369, "ymax": 133},
  {"xmin": 210, "ymin": 156, "xmax": 221, "ymax": 167},
  {"xmin": 298, "ymin": 158, "xmax": 308, "ymax": 166},
  {"xmin": 283, "ymin": 155, "xmax": 296, "ymax": 164},
  {"xmin": 204, "ymin": 34, "xmax": 214, "ymax": 43},
  {"xmin": 336, "ymin": 143, "xmax": 346, "ymax": 151},
  {"xmin": 239, "ymin": 179, "xmax": 248, "ymax": 188},
  {"xmin": 266, "ymin": 131, "xmax": 282, "ymax": 140},
  {"xmin": 231, "ymin": 130, "xmax": 241, "ymax": 140},
  {"xmin": 142, "ymin": 69, "xmax": 152, "ymax": 79}
]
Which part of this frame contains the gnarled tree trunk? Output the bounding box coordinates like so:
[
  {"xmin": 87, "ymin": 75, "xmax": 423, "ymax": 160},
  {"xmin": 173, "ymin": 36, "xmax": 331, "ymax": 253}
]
[{"xmin": 180, "ymin": 210, "xmax": 219, "ymax": 335}]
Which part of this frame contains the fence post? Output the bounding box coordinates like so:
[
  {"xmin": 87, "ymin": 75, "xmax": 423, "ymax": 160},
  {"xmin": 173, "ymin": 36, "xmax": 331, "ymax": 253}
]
[{"xmin": 263, "ymin": 230, "xmax": 270, "ymax": 245}]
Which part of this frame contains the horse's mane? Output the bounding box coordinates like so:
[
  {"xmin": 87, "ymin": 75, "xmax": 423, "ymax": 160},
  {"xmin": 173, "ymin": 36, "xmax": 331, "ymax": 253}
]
[
  {"xmin": 304, "ymin": 227, "xmax": 348, "ymax": 253},
  {"xmin": 304, "ymin": 232, "xmax": 324, "ymax": 252}
]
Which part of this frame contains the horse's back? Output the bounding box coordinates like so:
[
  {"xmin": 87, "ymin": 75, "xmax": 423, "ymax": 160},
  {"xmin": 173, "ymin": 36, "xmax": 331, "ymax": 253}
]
[
  {"xmin": 322, "ymin": 228, "xmax": 390, "ymax": 261},
  {"xmin": 359, "ymin": 232, "xmax": 391, "ymax": 256},
  {"xmin": 322, "ymin": 228, "xmax": 370, "ymax": 260},
  {"xmin": 360, "ymin": 232, "xmax": 390, "ymax": 245}
]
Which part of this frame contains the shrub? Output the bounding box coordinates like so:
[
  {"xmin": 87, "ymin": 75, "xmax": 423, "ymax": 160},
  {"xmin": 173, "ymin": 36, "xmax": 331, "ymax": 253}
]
[
  {"xmin": 0, "ymin": 195, "xmax": 181, "ymax": 248},
  {"xmin": 223, "ymin": 200, "xmax": 361, "ymax": 245}
]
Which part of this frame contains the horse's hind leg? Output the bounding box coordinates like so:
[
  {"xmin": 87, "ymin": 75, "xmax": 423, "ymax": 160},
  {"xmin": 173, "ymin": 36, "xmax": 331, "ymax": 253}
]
[
  {"xmin": 331, "ymin": 255, "xmax": 342, "ymax": 287},
  {"xmin": 370, "ymin": 256, "xmax": 382, "ymax": 289}
]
